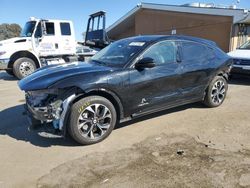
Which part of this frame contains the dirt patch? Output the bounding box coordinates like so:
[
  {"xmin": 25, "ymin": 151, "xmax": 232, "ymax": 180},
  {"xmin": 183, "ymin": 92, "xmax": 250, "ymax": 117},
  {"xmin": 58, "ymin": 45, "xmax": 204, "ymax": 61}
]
[{"xmin": 38, "ymin": 134, "xmax": 250, "ymax": 188}]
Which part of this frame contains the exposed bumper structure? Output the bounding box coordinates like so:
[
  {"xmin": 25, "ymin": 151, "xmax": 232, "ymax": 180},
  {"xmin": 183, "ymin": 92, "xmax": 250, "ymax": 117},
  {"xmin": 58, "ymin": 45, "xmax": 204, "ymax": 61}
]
[
  {"xmin": 0, "ymin": 58, "xmax": 9, "ymax": 70},
  {"xmin": 25, "ymin": 92, "xmax": 76, "ymax": 130},
  {"xmin": 26, "ymin": 102, "xmax": 54, "ymax": 122}
]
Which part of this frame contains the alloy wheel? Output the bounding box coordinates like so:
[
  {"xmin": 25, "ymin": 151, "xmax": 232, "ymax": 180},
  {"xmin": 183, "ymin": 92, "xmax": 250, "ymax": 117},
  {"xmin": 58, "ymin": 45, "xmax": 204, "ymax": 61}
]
[
  {"xmin": 77, "ymin": 103, "xmax": 112, "ymax": 140},
  {"xmin": 211, "ymin": 80, "xmax": 226, "ymax": 105}
]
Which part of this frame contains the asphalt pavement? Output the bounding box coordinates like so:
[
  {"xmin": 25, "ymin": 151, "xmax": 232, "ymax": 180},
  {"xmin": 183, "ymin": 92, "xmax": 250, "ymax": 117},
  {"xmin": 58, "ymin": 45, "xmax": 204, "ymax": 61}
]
[{"xmin": 0, "ymin": 71, "xmax": 250, "ymax": 188}]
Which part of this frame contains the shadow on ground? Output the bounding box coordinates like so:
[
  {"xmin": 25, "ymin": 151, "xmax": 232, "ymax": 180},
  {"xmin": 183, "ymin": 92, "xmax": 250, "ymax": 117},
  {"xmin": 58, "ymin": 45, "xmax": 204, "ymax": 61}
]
[
  {"xmin": 0, "ymin": 71, "xmax": 17, "ymax": 81},
  {"xmin": 0, "ymin": 102, "xmax": 203, "ymax": 147},
  {"xmin": 117, "ymin": 102, "xmax": 205, "ymax": 129},
  {"xmin": 0, "ymin": 104, "xmax": 78, "ymax": 147}
]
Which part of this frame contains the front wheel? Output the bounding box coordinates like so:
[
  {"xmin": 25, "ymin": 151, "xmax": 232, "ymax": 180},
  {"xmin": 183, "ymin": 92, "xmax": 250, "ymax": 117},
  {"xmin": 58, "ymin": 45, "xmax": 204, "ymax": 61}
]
[
  {"xmin": 13, "ymin": 57, "xmax": 37, "ymax": 79},
  {"xmin": 203, "ymin": 76, "xmax": 228, "ymax": 108},
  {"xmin": 68, "ymin": 96, "xmax": 117, "ymax": 145}
]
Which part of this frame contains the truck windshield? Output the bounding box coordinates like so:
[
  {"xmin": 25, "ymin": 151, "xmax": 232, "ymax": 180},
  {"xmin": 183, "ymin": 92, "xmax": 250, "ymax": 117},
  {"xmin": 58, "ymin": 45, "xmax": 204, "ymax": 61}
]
[
  {"xmin": 91, "ymin": 39, "xmax": 146, "ymax": 67},
  {"xmin": 239, "ymin": 40, "xmax": 250, "ymax": 50},
  {"xmin": 21, "ymin": 21, "xmax": 36, "ymax": 37}
]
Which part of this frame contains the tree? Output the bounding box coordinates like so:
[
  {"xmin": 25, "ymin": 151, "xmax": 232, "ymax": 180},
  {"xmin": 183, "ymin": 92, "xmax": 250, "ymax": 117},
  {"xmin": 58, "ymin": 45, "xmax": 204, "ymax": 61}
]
[{"xmin": 0, "ymin": 23, "xmax": 22, "ymax": 41}]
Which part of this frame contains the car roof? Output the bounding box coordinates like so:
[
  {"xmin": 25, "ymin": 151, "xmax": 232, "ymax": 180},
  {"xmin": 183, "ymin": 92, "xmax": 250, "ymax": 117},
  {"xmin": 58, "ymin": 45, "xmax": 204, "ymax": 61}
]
[{"xmin": 124, "ymin": 35, "xmax": 217, "ymax": 47}]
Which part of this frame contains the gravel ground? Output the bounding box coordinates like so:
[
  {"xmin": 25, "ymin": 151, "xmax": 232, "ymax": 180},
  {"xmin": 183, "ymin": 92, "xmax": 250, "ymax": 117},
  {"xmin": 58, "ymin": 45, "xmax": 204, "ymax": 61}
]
[{"xmin": 0, "ymin": 71, "xmax": 250, "ymax": 188}]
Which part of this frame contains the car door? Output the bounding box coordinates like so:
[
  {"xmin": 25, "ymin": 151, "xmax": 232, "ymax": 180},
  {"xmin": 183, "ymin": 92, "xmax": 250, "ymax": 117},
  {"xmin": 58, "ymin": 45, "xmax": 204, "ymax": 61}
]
[
  {"xmin": 179, "ymin": 41, "xmax": 215, "ymax": 100},
  {"xmin": 127, "ymin": 40, "xmax": 182, "ymax": 115}
]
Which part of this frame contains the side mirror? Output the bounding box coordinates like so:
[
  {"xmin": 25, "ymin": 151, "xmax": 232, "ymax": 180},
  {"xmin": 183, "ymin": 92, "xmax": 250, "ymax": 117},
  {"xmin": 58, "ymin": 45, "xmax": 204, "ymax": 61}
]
[{"xmin": 135, "ymin": 57, "xmax": 156, "ymax": 70}]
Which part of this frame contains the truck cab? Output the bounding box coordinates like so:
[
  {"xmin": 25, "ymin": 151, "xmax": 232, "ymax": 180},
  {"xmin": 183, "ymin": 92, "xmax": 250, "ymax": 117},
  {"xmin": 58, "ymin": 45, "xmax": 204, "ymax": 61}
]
[{"xmin": 0, "ymin": 17, "xmax": 77, "ymax": 79}]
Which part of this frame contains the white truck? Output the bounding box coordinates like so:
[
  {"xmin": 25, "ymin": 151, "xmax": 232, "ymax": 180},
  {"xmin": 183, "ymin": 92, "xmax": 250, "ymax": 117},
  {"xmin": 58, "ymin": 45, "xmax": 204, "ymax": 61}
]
[{"xmin": 0, "ymin": 11, "xmax": 109, "ymax": 79}]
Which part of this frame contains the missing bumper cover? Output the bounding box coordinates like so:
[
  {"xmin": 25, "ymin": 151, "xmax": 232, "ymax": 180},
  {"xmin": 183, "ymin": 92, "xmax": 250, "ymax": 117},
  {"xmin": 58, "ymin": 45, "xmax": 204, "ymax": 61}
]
[{"xmin": 26, "ymin": 92, "xmax": 76, "ymax": 131}]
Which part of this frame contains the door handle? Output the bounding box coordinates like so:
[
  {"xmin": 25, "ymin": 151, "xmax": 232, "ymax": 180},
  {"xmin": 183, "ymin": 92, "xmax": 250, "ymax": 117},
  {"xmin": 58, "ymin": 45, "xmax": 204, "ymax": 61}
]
[{"xmin": 55, "ymin": 43, "xmax": 59, "ymax": 49}]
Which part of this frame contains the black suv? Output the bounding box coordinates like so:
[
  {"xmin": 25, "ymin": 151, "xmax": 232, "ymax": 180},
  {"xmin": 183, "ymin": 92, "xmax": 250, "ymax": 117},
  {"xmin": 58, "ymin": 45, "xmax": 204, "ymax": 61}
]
[{"xmin": 19, "ymin": 35, "xmax": 232, "ymax": 145}]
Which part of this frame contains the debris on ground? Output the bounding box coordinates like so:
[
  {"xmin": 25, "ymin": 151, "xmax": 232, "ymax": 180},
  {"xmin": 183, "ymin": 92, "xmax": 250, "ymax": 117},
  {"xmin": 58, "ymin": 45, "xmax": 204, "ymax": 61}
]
[
  {"xmin": 155, "ymin": 137, "xmax": 161, "ymax": 141},
  {"xmin": 102, "ymin": 179, "xmax": 109, "ymax": 184},
  {"xmin": 176, "ymin": 149, "xmax": 185, "ymax": 156}
]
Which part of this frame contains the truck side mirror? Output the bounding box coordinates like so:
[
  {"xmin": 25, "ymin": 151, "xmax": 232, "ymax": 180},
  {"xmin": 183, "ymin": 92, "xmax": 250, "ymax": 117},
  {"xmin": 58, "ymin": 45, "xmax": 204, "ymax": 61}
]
[{"xmin": 41, "ymin": 21, "xmax": 47, "ymax": 36}]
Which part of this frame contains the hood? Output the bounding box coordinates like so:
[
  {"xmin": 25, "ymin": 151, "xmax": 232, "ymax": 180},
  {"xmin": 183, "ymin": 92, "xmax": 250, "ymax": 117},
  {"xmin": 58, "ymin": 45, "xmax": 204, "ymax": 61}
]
[
  {"xmin": 0, "ymin": 37, "xmax": 29, "ymax": 45},
  {"xmin": 18, "ymin": 61, "xmax": 113, "ymax": 91},
  {"xmin": 228, "ymin": 49, "xmax": 250, "ymax": 60}
]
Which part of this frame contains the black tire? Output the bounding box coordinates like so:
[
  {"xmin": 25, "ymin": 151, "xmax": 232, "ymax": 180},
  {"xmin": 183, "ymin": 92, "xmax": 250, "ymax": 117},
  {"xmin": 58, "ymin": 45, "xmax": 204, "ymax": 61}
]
[
  {"xmin": 68, "ymin": 96, "xmax": 117, "ymax": 145},
  {"xmin": 5, "ymin": 69, "xmax": 14, "ymax": 76},
  {"xmin": 13, "ymin": 57, "xmax": 37, "ymax": 79},
  {"xmin": 203, "ymin": 76, "xmax": 228, "ymax": 108}
]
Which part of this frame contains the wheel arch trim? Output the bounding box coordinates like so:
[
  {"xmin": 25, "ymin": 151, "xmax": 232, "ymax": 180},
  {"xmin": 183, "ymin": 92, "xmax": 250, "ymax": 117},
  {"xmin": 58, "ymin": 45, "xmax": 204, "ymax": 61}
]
[
  {"xmin": 72, "ymin": 87, "xmax": 125, "ymax": 121},
  {"xmin": 9, "ymin": 50, "xmax": 40, "ymax": 69}
]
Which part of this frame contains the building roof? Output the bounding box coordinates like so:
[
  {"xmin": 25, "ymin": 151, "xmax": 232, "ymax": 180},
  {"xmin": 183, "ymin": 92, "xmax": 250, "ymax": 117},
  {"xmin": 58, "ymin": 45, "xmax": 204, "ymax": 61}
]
[
  {"xmin": 237, "ymin": 14, "xmax": 250, "ymax": 23},
  {"xmin": 107, "ymin": 2, "xmax": 250, "ymax": 33}
]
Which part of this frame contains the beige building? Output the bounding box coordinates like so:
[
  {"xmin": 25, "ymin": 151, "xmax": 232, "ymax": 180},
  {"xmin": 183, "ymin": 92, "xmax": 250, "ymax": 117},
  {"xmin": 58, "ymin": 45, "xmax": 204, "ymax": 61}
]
[{"xmin": 107, "ymin": 3, "xmax": 250, "ymax": 52}]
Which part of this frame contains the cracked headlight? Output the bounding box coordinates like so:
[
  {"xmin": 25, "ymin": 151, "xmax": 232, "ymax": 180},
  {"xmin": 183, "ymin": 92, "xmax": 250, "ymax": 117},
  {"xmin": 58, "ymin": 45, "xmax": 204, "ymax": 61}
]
[{"xmin": 26, "ymin": 89, "xmax": 59, "ymax": 107}]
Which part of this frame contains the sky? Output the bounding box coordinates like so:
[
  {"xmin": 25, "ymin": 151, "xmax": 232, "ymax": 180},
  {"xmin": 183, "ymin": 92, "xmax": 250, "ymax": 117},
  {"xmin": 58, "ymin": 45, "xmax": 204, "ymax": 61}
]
[{"xmin": 1, "ymin": 0, "xmax": 250, "ymax": 41}]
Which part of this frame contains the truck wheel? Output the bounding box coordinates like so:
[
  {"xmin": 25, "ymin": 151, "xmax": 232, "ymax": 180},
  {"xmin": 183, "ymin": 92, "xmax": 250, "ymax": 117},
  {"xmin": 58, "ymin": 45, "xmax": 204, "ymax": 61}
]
[
  {"xmin": 68, "ymin": 96, "xmax": 117, "ymax": 145},
  {"xmin": 5, "ymin": 69, "xmax": 14, "ymax": 76},
  {"xmin": 203, "ymin": 76, "xmax": 228, "ymax": 108},
  {"xmin": 13, "ymin": 57, "xmax": 37, "ymax": 79}
]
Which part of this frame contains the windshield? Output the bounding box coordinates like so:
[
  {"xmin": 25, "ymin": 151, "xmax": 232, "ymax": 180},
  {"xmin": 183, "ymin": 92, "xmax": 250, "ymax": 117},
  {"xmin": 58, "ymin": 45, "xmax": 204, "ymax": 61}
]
[
  {"xmin": 239, "ymin": 40, "xmax": 250, "ymax": 50},
  {"xmin": 21, "ymin": 21, "xmax": 36, "ymax": 37},
  {"xmin": 91, "ymin": 39, "xmax": 146, "ymax": 67}
]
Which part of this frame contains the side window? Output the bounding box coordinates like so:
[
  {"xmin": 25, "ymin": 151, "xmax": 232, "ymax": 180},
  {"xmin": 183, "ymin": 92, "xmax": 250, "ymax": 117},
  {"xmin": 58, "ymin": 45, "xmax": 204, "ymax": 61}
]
[
  {"xmin": 181, "ymin": 41, "xmax": 212, "ymax": 61},
  {"xmin": 60, "ymin": 22, "xmax": 71, "ymax": 36},
  {"xmin": 45, "ymin": 22, "xmax": 55, "ymax": 35},
  {"xmin": 142, "ymin": 41, "xmax": 176, "ymax": 65}
]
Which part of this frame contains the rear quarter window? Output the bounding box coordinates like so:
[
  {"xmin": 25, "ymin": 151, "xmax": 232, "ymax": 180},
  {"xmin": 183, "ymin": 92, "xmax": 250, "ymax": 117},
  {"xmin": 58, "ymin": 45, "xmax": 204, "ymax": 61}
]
[{"xmin": 181, "ymin": 41, "xmax": 214, "ymax": 61}]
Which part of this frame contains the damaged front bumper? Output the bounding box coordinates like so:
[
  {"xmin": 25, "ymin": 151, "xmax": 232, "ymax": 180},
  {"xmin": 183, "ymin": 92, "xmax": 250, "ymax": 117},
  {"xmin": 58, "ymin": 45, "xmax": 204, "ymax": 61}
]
[{"xmin": 24, "ymin": 89, "xmax": 76, "ymax": 131}]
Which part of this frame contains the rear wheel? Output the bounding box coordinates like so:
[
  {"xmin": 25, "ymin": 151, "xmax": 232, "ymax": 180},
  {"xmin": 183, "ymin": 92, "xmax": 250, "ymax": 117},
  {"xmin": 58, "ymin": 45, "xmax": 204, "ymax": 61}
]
[
  {"xmin": 203, "ymin": 76, "xmax": 228, "ymax": 107},
  {"xmin": 13, "ymin": 57, "xmax": 37, "ymax": 79},
  {"xmin": 68, "ymin": 96, "xmax": 117, "ymax": 145}
]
